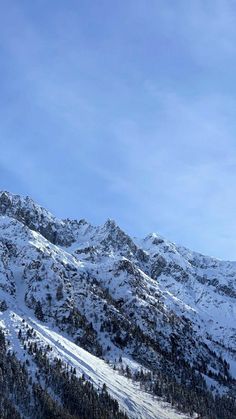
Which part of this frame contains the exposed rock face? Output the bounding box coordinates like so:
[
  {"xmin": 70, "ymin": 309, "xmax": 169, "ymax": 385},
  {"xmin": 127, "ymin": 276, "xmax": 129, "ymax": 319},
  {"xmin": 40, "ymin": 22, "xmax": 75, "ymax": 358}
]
[
  {"xmin": 0, "ymin": 190, "xmax": 236, "ymax": 416},
  {"xmin": 0, "ymin": 191, "xmax": 76, "ymax": 246}
]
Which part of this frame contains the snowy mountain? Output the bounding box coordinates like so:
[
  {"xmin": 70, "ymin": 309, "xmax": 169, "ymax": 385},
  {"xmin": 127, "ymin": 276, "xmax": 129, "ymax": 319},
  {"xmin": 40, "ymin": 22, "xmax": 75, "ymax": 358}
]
[{"xmin": 0, "ymin": 191, "xmax": 235, "ymax": 419}]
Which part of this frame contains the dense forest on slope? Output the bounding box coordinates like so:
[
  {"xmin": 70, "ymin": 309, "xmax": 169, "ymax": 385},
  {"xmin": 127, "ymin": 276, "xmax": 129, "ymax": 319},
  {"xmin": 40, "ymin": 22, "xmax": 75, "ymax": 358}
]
[{"xmin": 0, "ymin": 328, "xmax": 128, "ymax": 419}]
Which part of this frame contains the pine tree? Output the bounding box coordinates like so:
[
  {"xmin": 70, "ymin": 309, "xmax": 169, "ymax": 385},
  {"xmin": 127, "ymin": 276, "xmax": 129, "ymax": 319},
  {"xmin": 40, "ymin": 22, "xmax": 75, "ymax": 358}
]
[
  {"xmin": 18, "ymin": 329, "xmax": 22, "ymax": 340},
  {"xmin": 56, "ymin": 284, "xmax": 63, "ymax": 301},
  {"xmin": 35, "ymin": 301, "xmax": 44, "ymax": 321}
]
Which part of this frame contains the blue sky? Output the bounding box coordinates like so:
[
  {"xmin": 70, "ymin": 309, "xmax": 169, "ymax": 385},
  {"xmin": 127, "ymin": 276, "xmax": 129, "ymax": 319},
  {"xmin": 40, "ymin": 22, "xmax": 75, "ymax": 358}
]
[{"xmin": 1, "ymin": 0, "xmax": 236, "ymax": 259}]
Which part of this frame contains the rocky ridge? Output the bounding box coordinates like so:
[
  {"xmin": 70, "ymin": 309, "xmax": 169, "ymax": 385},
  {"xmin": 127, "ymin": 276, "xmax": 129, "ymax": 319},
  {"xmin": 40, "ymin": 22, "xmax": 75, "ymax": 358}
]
[{"xmin": 0, "ymin": 191, "xmax": 236, "ymax": 418}]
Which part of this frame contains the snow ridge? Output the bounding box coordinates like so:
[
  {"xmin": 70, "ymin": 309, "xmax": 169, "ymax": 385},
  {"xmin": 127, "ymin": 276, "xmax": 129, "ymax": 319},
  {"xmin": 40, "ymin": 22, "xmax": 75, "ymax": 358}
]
[{"xmin": 0, "ymin": 191, "xmax": 235, "ymax": 418}]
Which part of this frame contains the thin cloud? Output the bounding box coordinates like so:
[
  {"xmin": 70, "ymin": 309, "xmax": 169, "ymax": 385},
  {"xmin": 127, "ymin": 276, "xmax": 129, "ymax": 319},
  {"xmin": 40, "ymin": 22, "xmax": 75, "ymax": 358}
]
[{"xmin": 0, "ymin": 1, "xmax": 236, "ymax": 258}]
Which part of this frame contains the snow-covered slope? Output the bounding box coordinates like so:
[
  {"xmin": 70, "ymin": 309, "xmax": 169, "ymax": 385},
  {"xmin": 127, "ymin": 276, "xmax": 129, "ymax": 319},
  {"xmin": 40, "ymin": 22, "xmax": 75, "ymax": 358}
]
[
  {"xmin": 0, "ymin": 191, "xmax": 235, "ymax": 419},
  {"xmin": 0, "ymin": 309, "xmax": 189, "ymax": 419},
  {"xmin": 140, "ymin": 233, "xmax": 236, "ymax": 359}
]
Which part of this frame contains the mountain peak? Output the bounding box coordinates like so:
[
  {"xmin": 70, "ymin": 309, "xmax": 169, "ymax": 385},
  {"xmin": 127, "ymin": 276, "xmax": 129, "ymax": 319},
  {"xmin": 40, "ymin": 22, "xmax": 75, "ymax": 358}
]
[
  {"xmin": 0, "ymin": 190, "xmax": 53, "ymax": 218},
  {"xmin": 0, "ymin": 191, "xmax": 76, "ymax": 246},
  {"xmin": 0, "ymin": 191, "xmax": 236, "ymax": 419},
  {"xmin": 0, "ymin": 190, "xmax": 17, "ymax": 208},
  {"xmin": 103, "ymin": 218, "xmax": 119, "ymax": 230}
]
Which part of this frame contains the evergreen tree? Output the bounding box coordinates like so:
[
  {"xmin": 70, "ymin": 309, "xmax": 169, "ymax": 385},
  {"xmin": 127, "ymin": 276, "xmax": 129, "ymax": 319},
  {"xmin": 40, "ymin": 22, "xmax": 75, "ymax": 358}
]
[
  {"xmin": 34, "ymin": 301, "xmax": 44, "ymax": 321},
  {"xmin": 56, "ymin": 284, "xmax": 63, "ymax": 301}
]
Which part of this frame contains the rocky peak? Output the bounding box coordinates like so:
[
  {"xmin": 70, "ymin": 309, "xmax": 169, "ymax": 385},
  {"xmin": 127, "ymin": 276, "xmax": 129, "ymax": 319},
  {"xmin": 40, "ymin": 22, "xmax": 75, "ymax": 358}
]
[
  {"xmin": 0, "ymin": 191, "xmax": 74, "ymax": 246},
  {"xmin": 103, "ymin": 218, "xmax": 117, "ymax": 230},
  {"xmin": 100, "ymin": 219, "xmax": 140, "ymax": 254},
  {"xmin": 0, "ymin": 191, "xmax": 12, "ymax": 211}
]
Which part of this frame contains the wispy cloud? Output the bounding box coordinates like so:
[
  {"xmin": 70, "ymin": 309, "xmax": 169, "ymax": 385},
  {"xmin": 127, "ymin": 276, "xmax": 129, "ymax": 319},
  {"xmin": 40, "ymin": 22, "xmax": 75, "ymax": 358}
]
[{"xmin": 0, "ymin": 1, "xmax": 236, "ymax": 258}]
